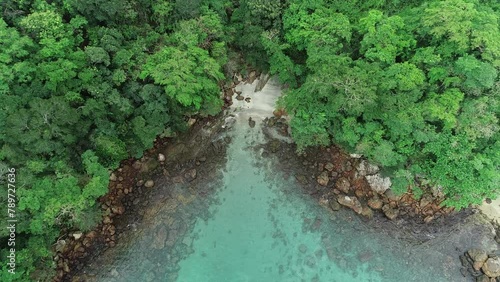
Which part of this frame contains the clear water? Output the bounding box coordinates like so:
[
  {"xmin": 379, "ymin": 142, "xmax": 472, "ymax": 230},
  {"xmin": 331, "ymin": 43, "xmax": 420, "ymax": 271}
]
[{"xmin": 82, "ymin": 80, "xmax": 476, "ymax": 282}]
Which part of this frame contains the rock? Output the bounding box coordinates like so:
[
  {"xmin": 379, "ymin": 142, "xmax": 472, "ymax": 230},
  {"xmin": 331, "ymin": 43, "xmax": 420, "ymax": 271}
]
[
  {"xmin": 144, "ymin": 180, "xmax": 155, "ymax": 188},
  {"xmin": 365, "ymin": 174, "xmax": 391, "ymax": 194},
  {"xmin": 248, "ymin": 117, "xmax": 256, "ymax": 128},
  {"xmin": 469, "ymin": 249, "xmax": 489, "ymax": 263},
  {"xmin": 350, "ymin": 153, "xmax": 362, "ymax": 158},
  {"xmin": 55, "ymin": 240, "xmax": 67, "ymax": 253},
  {"xmin": 469, "ymin": 249, "xmax": 489, "ymax": 271},
  {"xmin": 476, "ymin": 275, "xmax": 490, "ymax": 282},
  {"xmin": 184, "ymin": 169, "xmax": 197, "ymax": 182},
  {"xmin": 337, "ymin": 196, "xmax": 363, "ymax": 214},
  {"xmin": 136, "ymin": 180, "xmax": 144, "ymax": 187},
  {"xmin": 236, "ymin": 95, "xmax": 244, "ymax": 101},
  {"xmin": 103, "ymin": 216, "xmax": 112, "ymax": 224},
  {"xmin": 152, "ymin": 226, "xmax": 168, "ymax": 249},
  {"xmin": 335, "ymin": 177, "xmax": 350, "ymax": 194},
  {"xmin": 324, "ymin": 162, "xmax": 334, "ymax": 172},
  {"xmin": 72, "ymin": 232, "xmax": 83, "ymax": 240},
  {"xmin": 483, "ymin": 257, "xmax": 500, "ymax": 277},
  {"xmin": 109, "ymin": 173, "xmax": 117, "ymax": 182},
  {"xmin": 158, "ymin": 153, "xmax": 166, "ymax": 162},
  {"xmin": 132, "ymin": 160, "xmax": 142, "ymax": 170},
  {"xmin": 329, "ymin": 198, "xmax": 341, "ymax": 211},
  {"xmin": 384, "ymin": 189, "xmax": 402, "ymax": 202},
  {"xmin": 358, "ymin": 250, "xmax": 373, "ymax": 262},
  {"xmin": 419, "ymin": 194, "xmax": 433, "ymax": 208},
  {"xmin": 367, "ymin": 197, "xmax": 383, "ymax": 210},
  {"xmin": 356, "ymin": 160, "xmax": 379, "ymax": 176},
  {"xmin": 248, "ymin": 71, "xmax": 257, "ymax": 83},
  {"xmin": 187, "ymin": 118, "xmax": 196, "ymax": 127},
  {"xmin": 423, "ymin": 215, "xmax": 434, "ymax": 223},
  {"xmin": 317, "ymin": 171, "xmax": 330, "ymax": 186},
  {"xmin": 382, "ymin": 204, "xmax": 399, "ymax": 220},
  {"xmin": 295, "ymin": 174, "xmax": 308, "ymax": 185},
  {"xmin": 245, "ymin": 97, "xmax": 251, "ymax": 103},
  {"xmin": 361, "ymin": 206, "xmax": 374, "ymax": 219}
]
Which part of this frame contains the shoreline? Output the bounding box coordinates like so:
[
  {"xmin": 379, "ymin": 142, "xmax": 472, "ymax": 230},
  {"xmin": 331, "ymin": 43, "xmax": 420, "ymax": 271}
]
[{"xmin": 57, "ymin": 75, "xmax": 499, "ymax": 282}]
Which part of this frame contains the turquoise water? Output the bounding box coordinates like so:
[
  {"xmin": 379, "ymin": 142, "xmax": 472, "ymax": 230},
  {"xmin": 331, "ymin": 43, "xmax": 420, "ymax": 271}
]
[
  {"xmin": 176, "ymin": 124, "xmax": 384, "ymax": 282},
  {"xmin": 82, "ymin": 81, "xmax": 471, "ymax": 282}
]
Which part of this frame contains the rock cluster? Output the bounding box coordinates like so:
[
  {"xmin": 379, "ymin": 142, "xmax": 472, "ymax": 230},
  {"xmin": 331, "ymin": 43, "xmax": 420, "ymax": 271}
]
[
  {"xmin": 460, "ymin": 249, "xmax": 500, "ymax": 281},
  {"xmin": 306, "ymin": 145, "xmax": 454, "ymax": 222}
]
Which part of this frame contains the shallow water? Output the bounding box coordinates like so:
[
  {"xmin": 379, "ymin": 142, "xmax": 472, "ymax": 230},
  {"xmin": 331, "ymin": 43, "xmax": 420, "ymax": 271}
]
[{"xmin": 82, "ymin": 79, "xmax": 483, "ymax": 282}]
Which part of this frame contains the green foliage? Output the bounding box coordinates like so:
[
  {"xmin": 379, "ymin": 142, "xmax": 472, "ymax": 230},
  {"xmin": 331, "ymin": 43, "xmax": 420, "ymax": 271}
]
[
  {"xmin": 0, "ymin": 2, "xmax": 227, "ymax": 280},
  {"xmin": 271, "ymin": 0, "xmax": 499, "ymax": 210}
]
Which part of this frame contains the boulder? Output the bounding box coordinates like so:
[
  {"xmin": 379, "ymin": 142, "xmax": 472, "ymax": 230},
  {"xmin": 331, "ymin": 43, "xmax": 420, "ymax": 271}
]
[
  {"xmin": 317, "ymin": 171, "xmax": 329, "ymax": 186},
  {"xmin": 384, "ymin": 189, "xmax": 402, "ymax": 202},
  {"xmin": 419, "ymin": 193, "xmax": 433, "ymax": 208},
  {"xmin": 329, "ymin": 198, "xmax": 341, "ymax": 211},
  {"xmin": 469, "ymin": 249, "xmax": 488, "ymax": 270},
  {"xmin": 337, "ymin": 196, "xmax": 363, "ymax": 214},
  {"xmin": 356, "ymin": 160, "xmax": 379, "ymax": 176},
  {"xmin": 72, "ymin": 232, "xmax": 83, "ymax": 240},
  {"xmin": 144, "ymin": 180, "xmax": 155, "ymax": 188},
  {"xmin": 475, "ymin": 275, "xmax": 490, "ymax": 282},
  {"xmin": 324, "ymin": 162, "xmax": 334, "ymax": 172},
  {"xmin": 382, "ymin": 204, "xmax": 399, "ymax": 220},
  {"xmin": 482, "ymin": 257, "xmax": 500, "ymax": 277},
  {"xmin": 367, "ymin": 196, "xmax": 383, "ymax": 210},
  {"xmin": 236, "ymin": 95, "xmax": 244, "ymax": 101},
  {"xmin": 158, "ymin": 153, "xmax": 166, "ymax": 162},
  {"xmin": 109, "ymin": 173, "xmax": 117, "ymax": 182},
  {"xmin": 365, "ymin": 174, "xmax": 391, "ymax": 194},
  {"xmin": 248, "ymin": 117, "xmax": 256, "ymax": 128},
  {"xmin": 361, "ymin": 206, "xmax": 374, "ymax": 219},
  {"xmin": 335, "ymin": 177, "xmax": 350, "ymax": 194}
]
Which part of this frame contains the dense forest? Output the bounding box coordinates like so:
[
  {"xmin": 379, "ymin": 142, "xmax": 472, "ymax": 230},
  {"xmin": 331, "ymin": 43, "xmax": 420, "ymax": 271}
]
[{"xmin": 0, "ymin": 0, "xmax": 499, "ymax": 280}]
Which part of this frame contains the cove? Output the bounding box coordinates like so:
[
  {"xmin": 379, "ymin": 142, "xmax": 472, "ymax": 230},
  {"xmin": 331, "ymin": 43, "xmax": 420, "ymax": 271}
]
[{"xmin": 80, "ymin": 79, "xmax": 490, "ymax": 282}]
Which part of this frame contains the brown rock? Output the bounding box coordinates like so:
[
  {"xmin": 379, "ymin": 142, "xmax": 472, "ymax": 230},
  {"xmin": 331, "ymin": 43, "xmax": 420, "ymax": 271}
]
[
  {"xmin": 144, "ymin": 180, "xmax": 154, "ymax": 188},
  {"xmin": 337, "ymin": 196, "xmax": 363, "ymax": 214},
  {"xmin": 368, "ymin": 197, "xmax": 383, "ymax": 210},
  {"xmin": 419, "ymin": 194, "xmax": 433, "ymax": 208},
  {"xmin": 482, "ymin": 257, "xmax": 500, "ymax": 278},
  {"xmin": 109, "ymin": 173, "xmax": 117, "ymax": 182},
  {"xmin": 324, "ymin": 162, "xmax": 334, "ymax": 172},
  {"xmin": 382, "ymin": 204, "xmax": 399, "ymax": 220},
  {"xmin": 355, "ymin": 189, "xmax": 365, "ymax": 198},
  {"xmin": 329, "ymin": 198, "xmax": 341, "ymax": 211},
  {"xmin": 469, "ymin": 249, "xmax": 488, "ymax": 271},
  {"xmin": 423, "ymin": 215, "xmax": 434, "ymax": 223},
  {"xmin": 317, "ymin": 171, "xmax": 330, "ymax": 186},
  {"xmin": 476, "ymin": 275, "xmax": 490, "ymax": 282},
  {"xmin": 361, "ymin": 206, "xmax": 374, "ymax": 219},
  {"xmin": 335, "ymin": 177, "xmax": 350, "ymax": 194},
  {"xmin": 103, "ymin": 216, "xmax": 112, "ymax": 224},
  {"xmin": 236, "ymin": 95, "xmax": 244, "ymax": 101}
]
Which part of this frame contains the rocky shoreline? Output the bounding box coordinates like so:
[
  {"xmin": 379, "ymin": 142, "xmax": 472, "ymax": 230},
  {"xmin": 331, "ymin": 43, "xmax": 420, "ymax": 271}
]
[
  {"xmin": 258, "ymin": 115, "xmax": 500, "ymax": 281},
  {"xmin": 54, "ymin": 71, "xmax": 499, "ymax": 282}
]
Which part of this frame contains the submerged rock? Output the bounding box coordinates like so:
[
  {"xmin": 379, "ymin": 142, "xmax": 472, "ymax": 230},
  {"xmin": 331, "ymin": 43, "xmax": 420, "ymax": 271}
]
[
  {"xmin": 337, "ymin": 196, "xmax": 363, "ymax": 214},
  {"xmin": 317, "ymin": 171, "xmax": 329, "ymax": 186},
  {"xmin": 382, "ymin": 204, "xmax": 399, "ymax": 220},
  {"xmin": 248, "ymin": 117, "xmax": 256, "ymax": 128}
]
